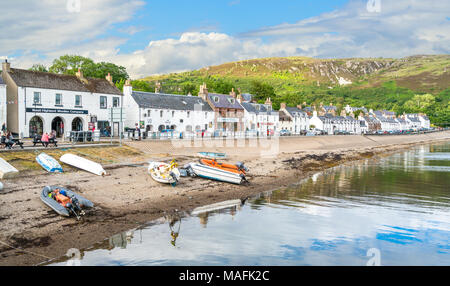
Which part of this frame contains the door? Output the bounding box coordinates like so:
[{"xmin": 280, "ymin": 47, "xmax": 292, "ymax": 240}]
[{"xmin": 113, "ymin": 122, "xmax": 119, "ymax": 137}]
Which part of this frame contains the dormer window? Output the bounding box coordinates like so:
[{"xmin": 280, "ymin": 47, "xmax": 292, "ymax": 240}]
[
  {"xmin": 213, "ymin": 96, "xmax": 219, "ymax": 103},
  {"xmin": 228, "ymin": 98, "xmax": 235, "ymax": 104}
]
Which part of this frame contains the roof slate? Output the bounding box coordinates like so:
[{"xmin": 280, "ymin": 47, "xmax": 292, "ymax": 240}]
[
  {"xmin": 207, "ymin": 93, "xmax": 244, "ymax": 109},
  {"xmin": 132, "ymin": 91, "xmax": 213, "ymax": 112},
  {"xmin": 6, "ymin": 68, "xmax": 122, "ymax": 95}
]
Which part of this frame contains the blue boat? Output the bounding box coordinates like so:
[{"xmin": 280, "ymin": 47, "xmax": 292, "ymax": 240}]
[
  {"xmin": 197, "ymin": 152, "xmax": 227, "ymax": 159},
  {"xmin": 36, "ymin": 153, "xmax": 63, "ymax": 173}
]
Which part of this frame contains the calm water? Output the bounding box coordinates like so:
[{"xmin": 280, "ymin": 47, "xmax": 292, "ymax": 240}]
[{"xmin": 50, "ymin": 142, "xmax": 450, "ymax": 266}]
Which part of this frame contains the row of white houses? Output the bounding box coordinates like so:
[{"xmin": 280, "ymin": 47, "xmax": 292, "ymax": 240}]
[{"xmin": 0, "ymin": 60, "xmax": 432, "ymax": 139}]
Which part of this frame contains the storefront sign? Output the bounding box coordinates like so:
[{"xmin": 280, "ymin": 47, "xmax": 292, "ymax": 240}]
[
  {"xmin": 26, "ymin": 108, "xmax": 88, "ymax": 115},
  {"xmin": 217, "ymin": 117, "xmax": 239, "ymax": 123}
]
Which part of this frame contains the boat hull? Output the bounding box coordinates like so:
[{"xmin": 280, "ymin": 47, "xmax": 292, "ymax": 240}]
[
  {"xmin": 197, "ymin": 152, "xmax": 227, "ymax": 159},
  {"xmin": 36, "ymin": 153, "xmax": 63, "ymax": 173},
  {"xmin": 148, "ymin": 162, "xmax": 181, "ymax": 185},
  {"xmin": 40, "ymin": 186, "xmax": 94, "ymax": 217},
  {"xmin": 60, "ymin": 154, "xmax": 106, "ymax": 176},
  {"xmin": 188, "ymin": 162, "xmax": 244, "ymax": 185}
]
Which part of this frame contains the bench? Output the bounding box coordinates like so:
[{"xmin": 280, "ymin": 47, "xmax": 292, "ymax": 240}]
[
  {"xmin": 0, "ymin": 137, "xmax": 24, "ymax": 149},
  {"xmin": 32, "ymin": 136, "xmax": 58, "ymax": 147}
]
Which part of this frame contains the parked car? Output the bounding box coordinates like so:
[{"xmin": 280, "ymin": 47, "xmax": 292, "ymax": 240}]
[{"xmin": 280, "ymin": 129, "xmax": 291, "ymax": 136}]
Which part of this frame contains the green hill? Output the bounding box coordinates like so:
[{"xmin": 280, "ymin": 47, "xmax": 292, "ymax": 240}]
[{"xmin": 132, "ymin": 55, "xmax": 450, "ymax": 126}]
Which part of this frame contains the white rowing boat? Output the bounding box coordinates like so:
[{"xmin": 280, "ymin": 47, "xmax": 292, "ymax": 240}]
[
  {"xmin": 148, "ymin": 161, "xmax": 181, "ymax": 186},
  {"xmin": 0, "ymin": 157, "xmax": 19, "ymax": 179},
  {"xmin": 187, "ymin": 162, "xmax": 245, "ymax": 185},
  {"xmin": 36, "ymin": 153, "xmax": 63, "ymax": 173},
  {"xmin": 60, "ymin": 154, "xmax": 106, "ymax": 176}
]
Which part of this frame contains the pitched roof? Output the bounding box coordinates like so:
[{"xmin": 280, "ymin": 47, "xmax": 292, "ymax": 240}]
[
  {"xmin": 285, "ymin": 107, "xmax": 307, "ymax": 117},
  {"xmin": 207, "ymin": 93, "xmax": 244, "ymax": 109},
  {"xmin": 132, "ymin": 91, "xmax": 213, "ymax": 112},
  {"xmin": 6, "ymin": 68, "xmax": 122, "ymax": 95}
]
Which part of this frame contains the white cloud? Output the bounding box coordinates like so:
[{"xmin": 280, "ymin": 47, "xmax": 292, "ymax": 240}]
[{"xmin": 1, "ymin": 0, "xmax": 449, "ymax": 78}]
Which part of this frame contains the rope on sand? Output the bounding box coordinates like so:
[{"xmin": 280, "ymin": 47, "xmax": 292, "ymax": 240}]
[{"xmin": 0, "ymin": 240, "xmax": 52, "ymax": 260}]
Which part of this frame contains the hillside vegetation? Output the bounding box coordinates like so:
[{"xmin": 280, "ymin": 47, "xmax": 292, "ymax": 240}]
[{"xmin": 130, "ymin": 55, "xmax": 450, "ymax": 126}]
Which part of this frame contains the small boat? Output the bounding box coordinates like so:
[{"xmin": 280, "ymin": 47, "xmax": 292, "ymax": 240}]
[
  {"xmin": 148, "ymin": 161, "xmax": 181, "ymax": 186},
  {"xmin": 199, "ymin": 158, "xmax": 248, "ymax": 175},
  {"xmin": 36, "ymin": 153, "xmax": 63, "ymax": 173},
  {"xmin": 197, "ymin": 152, "xmax": 227, "ymax": 159},
  {"xmin": 187, "ymin": 162, "xmax": 246, "ymax": 185},
  {"xmin": 40, "ymin": 186, "xmax": 94, "ymax": 219},
  {"xmin": 191, "ymin": 199, "xmax": 242, "ymax": 216},
  {"xmin": 60, "ymin": 154, "xmax": 106, "ymax": 176},
  {"xmin": 0, "ymin": 157, "xmax": 18, "ymax": 179}
]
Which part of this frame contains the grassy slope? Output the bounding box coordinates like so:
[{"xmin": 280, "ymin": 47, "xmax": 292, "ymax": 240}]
[{"xmin": 137, "ymin": 55, "xmax": 449, "ymax": 125}]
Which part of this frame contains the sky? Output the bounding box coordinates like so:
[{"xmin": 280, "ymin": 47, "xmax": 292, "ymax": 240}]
[{"xmin": 0, "ymin": 0, "xmax": 449, "ymax": 78}]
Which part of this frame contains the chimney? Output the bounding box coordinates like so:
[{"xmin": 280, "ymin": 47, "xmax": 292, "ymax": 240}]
[
  {"xmin": 2, "ymin": 59, "xmax": 10, "ymax": 73},
  {"xmin": 330, "ymin": 102, "xmax": 333, "ymax": 106},
  {"xmin": 297, "ymin": 104, "xmax": 302, "ymax": 110},
  {"xmin": 198, "ymin": 83, "xmax": 208, "ymax": 101},
  {"xmin": 155, "ymin": 81, "xmax": 161, "ymax": 93},
  {"xmin": 106, "ymin": 73, "xmax": 113, "ymax": 85},
  {"xmin": 280, "ymin": 102, "xmax": 286, "ymax": 110},
  {"xmin": 320, "ymin": 102, "xmax": 323, "ymax": 107},
  {"xmin": 229, "ymin": 88, "xmax": 236, "ymax": 98},
  {"xmin": 265, "ymin": 97, "xmax": 272, "ymax": 106},
  {"xmin": 76, "ymin": 68, "xmax": 88, "ymax": 84},
  {"xmin": 123, "ymin": 79, "xmax": 133, "ymax": 97}
]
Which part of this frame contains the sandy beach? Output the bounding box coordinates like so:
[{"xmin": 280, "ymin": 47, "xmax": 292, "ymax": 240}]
[{"xmin": 0, "ymin": 131, "xmax": 449, "ymax": 266}]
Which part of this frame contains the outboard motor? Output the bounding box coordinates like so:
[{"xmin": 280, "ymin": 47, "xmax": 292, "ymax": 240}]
[{"xmin": 235, "ymin": 162, "xmax": 249, "ymax": 173}]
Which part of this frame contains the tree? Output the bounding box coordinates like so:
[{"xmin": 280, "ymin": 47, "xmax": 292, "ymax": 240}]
[
  {"xmin": 404, "ymin": 94, "xmax": 436, "ymax": 112},
  {"xmin": 182, "ymin": 83, "xmax": 197, "ymax": 95},
  {"xmin": 29, "ymin": 64, "xmax": 48, "ymax": 72},
  {"xmin": 49, "ymin": 55, "xmax": 129, "ymax": 83},
  {"xmin": 49, "ymin": 55, "xmax": 95, "ymax": 75},
  {"xmin": 249, "ymin": 81, "xmax": 276, "ymax": 102}
]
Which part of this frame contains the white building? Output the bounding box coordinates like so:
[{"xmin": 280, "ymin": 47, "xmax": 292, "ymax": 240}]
[
  {"xmin": 0, "ymin": 77, "xmax": 6, "ymax": 128},
  {"xmin": 122, "ymin": 82, "xmax": 215, "ymax": 137},
  {"xmin": 278, "ymin": 103, "xmax": 309, "ymax": 134},
  {"xmin": 241, "ymin": 98, "xmax": 279, "ymax": 136},
  {"xmin": 1, "ymin": 60, "xmax": 123, "ymax": 138},
  {"xmin": 309, "ymin": 111, "xmax": 333, "ymax": 134}
]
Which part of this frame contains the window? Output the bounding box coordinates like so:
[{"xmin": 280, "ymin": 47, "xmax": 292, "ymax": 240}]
[
  {"xmin": 100, "ymin": 96, "xmax": 107, "ymax": 109},
  {"xmin": 33, "ymin": 92, "xmax": 41, "ymax": 105},
  {"xmin": 147, "ymin": 110, "xmax": 151, "ymax": 117},
  {"xmin": 213, "ymin": 96, "xmax": 219, "ymax": 103},
  {"xmin": 113, "ymin": 97, "xmax": 120, "ymax": 108},
  {"xmin": 160, "ymin": 110, "xmax": 163, "ymax": 118},
  {"xmin": 55, "ymin": 93, "xmax": 62, "ymax": 105},
  {"xmin": 228, "ymin": 98, "xmax": 235, "ymax": 104},
  {"xmin": 187, "ymin": 111, "xmax": 190, "ymax": 118},
  {"xmin": 75, "ymin": 95, "xmax": 82, "ymax": 107},
  {"xmin": 172, "ymin": 111, "xmax": 175, "ymax": 117}
]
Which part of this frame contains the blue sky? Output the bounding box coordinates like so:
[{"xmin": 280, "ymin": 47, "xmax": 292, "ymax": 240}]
[
  {"xmin": 112, "ymin": 0, "xmax": 348, "ymax": 53},
  {"xmin": 0, "ymin": 0, "xmax": 449, "ymax": 78}
]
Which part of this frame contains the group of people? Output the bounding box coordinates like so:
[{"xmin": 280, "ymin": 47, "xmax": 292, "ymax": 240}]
[{"xmin": 38, "ymin": 130, "xmax": 57, "ymax": 147}]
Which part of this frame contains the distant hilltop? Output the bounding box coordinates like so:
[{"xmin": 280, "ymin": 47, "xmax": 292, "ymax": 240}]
[{"xmin": 143, "ymin": 54, "xmax": 450, "ymax": 94}]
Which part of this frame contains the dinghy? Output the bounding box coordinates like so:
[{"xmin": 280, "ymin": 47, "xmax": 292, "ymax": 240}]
[
  {"xmin": 41, "ymin": 186, "xmax": 94, "ymax": 219},
  {"xmin": 191, "ymin": 199, "xmax": 242, "ymax": 216},
  {"xmin": 60, "ymin": 154, "xmax": 106, "ymax": 176},
  {"xmin": 187, "ymin": 162, "xmax": 246, "ymax": 185},
  {"xmin": 36, "ymin": 153, "xmax": 63, "ymax": 173},
  {"xmin": 199, "ymin": 158, "xmax": 248, "ymax": 175},
  {"xmin": 197, "ymin": 152, "xmax": 227, "ymax": 159},
  {"xmin": 0, "ymin": 157, "xmax": 18, "ymax": 179},
  {"xmin": 148, "ymin": 160, "xmax": 181, "ymax": 186}
]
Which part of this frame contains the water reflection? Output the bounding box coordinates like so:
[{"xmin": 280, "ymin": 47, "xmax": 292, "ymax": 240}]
[{"xmin": 49, "ymin": 142, "xmax": 450, "ymax": 266}]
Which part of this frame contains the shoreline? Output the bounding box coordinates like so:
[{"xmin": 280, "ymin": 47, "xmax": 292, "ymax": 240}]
[{"xmin": 0, "ymin": 132, "xmax": 449, "ymax": 266}]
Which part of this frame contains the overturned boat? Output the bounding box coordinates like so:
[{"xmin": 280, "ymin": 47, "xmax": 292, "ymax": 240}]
[
  {"xmin": 41, "ymin": 186, "xmax": 94, "ymax": 219},
  {"xmin": 148, "ymin": 161, "xmax": 181, "ymax": 186},
  {"xmin": 186, "ymin": 162, "xmax": 247, "ymax": 185},
  {"xmin": 60, "ymin": 154, "xmax": 106, "ymax": 176},
  {"xmin": 36, "ymin": 153, "xmax": 63, "ymax": 173}
]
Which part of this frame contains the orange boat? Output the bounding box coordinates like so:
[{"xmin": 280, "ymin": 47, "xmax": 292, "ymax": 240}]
[{"xmin": 199, "ymin": 159, "xmax": 248, "ymax": 175}]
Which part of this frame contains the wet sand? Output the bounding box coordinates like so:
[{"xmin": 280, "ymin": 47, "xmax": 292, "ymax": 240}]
[{"xmin": 0, "ymin": 131, "xmax": 449, "ymax": 265}]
